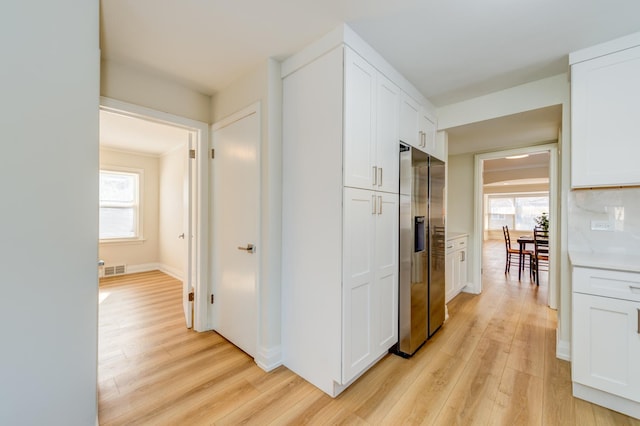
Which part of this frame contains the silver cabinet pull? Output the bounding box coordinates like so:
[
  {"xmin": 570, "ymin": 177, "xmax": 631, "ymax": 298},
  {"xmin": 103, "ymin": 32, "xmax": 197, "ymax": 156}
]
[
  {"xmin": 378, "ymin": 195, "xmax": 382, "ymax": 215},
  {"xmin": 372, "ymin": 166, "xmax": 377, "ymax": 186},
  {"xmin": 637, "ymin": 309, "xmax": 639, "ymax": 334},
  {"xmin": 378, "ymin": 167, "xmax": 383, "ymax": 187},
  {"xmin": 237, "ymin": 243, "xmax": 255, "ymax": 253},
  {"xmin": 372, "ymin": 194, "xmax": 376, "ymax": 215},
  {"xmin": 461, "ymin": 251, "xmax": 465, "ymax": 262}
]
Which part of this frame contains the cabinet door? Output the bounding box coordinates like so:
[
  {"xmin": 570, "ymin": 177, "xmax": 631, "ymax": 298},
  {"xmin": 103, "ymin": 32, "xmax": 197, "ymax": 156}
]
[
  {"xmin": 458, "ymin": 249, "xmax": 467, "ymax": 293},
  {"xmin": 445, "ymin": 246, "xmax": 456, "ymax": 303},
  {"xmin": 375, "ymin": 75, "xmax": 400, "ymax": 194},
  {"xmin": 374, "ymin": 192, "xmax": 399, "ymax": 354},
  {"xmin": 572, "ymin": 45, "xmax": 640, "ymax": 187},
  {"xmin": 399, "ymin": 91, "xmax": 420, "ymax": 149},
  {"xmin": 573, "ymin": 293, "xmax": 640, "ymax": 402},
  {"xmin": 342, "ymin": 187, "xmax": 376, "ymax": 383},
  {"xmin": 344, "ymin": 48, "xmax": 376, "ymax": 190},
  {"xmin": 420, "ymin": 111, "xmax": 437, "ymax": 155}
]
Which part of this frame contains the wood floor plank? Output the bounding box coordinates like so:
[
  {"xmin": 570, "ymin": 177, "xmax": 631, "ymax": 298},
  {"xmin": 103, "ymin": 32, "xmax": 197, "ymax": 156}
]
[{"xmin": 98, "ymin": 248, "xmax": 640, "ymax": 425}]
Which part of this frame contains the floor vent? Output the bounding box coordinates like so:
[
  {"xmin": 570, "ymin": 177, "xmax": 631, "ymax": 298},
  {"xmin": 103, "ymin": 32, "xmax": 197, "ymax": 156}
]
[{"xmin": 104, "ymin": 265, "xmax": 126, "ymax": 276}]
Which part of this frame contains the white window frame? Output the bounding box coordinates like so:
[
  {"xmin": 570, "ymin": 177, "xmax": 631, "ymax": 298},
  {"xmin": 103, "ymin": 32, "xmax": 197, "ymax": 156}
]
[
  {"xmin": 484, "ymin": 191, "xmax": 549, "ymax": 232},
  {"xmin": 99, "ymin": 166, "xmax": 144, "ymax": 243}
]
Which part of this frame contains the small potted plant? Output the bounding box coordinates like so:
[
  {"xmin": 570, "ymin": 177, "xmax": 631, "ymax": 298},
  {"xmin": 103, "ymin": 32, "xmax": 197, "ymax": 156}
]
[{"xmin": 535, "ymin": 212, "xmax": 549, "ymax": 232}]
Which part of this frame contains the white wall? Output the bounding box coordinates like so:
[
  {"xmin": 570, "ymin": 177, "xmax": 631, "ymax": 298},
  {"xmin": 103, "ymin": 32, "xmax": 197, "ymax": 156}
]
[
  {"xmin": 159, "ymin": 146, "xmax": 187, "ymax": 278},
  {"xmin": 101, "ymin": 59, "xmax": 211, "ymax": 123},
  {"xmin": 0, "ymin": 1, "xmax": 99, "ymax": 424},
  {"xmin": 99, "ymin": 148, "xmax": 160, "ymax": 271},
  {"xmin": 438, "ymin": 73, "xmax": 571, "ymax": 356},
  {"xmin": 210, "ymin": 58, "xmax": 283, "ymax": 369}
]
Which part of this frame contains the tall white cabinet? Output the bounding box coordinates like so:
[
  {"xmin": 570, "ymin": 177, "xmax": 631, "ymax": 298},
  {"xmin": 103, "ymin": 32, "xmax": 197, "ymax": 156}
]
[{"xmin": 281, "ymin": 26, "xmax": 438, "ymax": 397}]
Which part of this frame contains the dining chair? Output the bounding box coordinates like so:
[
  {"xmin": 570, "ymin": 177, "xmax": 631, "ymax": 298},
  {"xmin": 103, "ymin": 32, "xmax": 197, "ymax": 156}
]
[
  {"xmin": 533, "ymin": 227, "xmax": 549, "ymax": 285},
  {"xmin": 502, "ymin": 225, "xmax": 532, "ymax": 276}
]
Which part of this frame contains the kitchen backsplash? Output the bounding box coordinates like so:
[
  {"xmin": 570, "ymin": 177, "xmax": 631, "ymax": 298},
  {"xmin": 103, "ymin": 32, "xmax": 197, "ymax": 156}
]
[{"xmin": 568, "ymin": 187, "xmax": 640, "ymax": 254}]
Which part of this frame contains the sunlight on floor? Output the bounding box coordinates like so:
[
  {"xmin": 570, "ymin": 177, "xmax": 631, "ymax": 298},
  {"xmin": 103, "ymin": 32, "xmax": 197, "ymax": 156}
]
[{"xmin": 99, "ymin": 292, "xmax": 110, "ymax": 304}]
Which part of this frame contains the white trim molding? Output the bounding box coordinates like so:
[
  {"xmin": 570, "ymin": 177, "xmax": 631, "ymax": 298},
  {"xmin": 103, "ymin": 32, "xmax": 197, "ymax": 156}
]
[
  {"xmin": 255, "ymin": 345, "xmax": 282, "ymax": 372},
  {"xmin": 556, "ymin": 336, "xmax": 571, "ymax": 361}
]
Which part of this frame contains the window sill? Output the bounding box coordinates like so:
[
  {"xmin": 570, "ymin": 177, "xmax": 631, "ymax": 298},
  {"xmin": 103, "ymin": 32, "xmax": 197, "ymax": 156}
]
[{"xmin": 99, "ymin": 238, "xmax": 146, "ymax": 245}]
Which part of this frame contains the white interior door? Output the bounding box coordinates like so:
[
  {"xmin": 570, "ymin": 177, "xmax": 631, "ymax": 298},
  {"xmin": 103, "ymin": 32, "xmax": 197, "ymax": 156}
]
[{"xmin": 211, "ymin": 105, "xmax": 260, "ymax": 357}]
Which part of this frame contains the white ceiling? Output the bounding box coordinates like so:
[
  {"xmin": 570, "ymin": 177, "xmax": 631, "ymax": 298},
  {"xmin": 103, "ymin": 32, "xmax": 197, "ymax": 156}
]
[
  {"xmin": 100, "ymin": 110, "xmax": 190, "ymax": 156},
  {"xmin": 446, "ymin": 105, "xmax": 562, "ymax": 155},
  {"xmin": 99, "ymin": 1, "xmax": 640, "ymax": 155},
  {"xmin": 100, "ymin": 0, "xmax": 640, "ymax": 106}
]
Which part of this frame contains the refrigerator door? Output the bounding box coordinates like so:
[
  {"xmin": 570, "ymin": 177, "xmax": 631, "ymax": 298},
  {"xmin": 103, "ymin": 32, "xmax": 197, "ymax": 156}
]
[
  {"xmin": 397, "ymin": 144, "xmax": 429, "ymax": 356},
  {"xmin": 428, "ymin": 157, "xmax": 446, "ymax": 337}
]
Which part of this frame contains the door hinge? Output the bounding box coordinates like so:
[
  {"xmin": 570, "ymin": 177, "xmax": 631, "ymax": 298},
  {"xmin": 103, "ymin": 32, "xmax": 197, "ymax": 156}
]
[
  {"xmin": 210, "ymin": 294, "xmax": 214, "ymax": 304},
  {"xmin": 188, "ymin": 291, "xmax": 194, "ymax": 302},
  {"xmin": 189, "ymin": 149, "xmax": 196, "ymax": 159},
  {"xmin": 211, "ymin": 148, "xmax": 215, "ymax": 159}
]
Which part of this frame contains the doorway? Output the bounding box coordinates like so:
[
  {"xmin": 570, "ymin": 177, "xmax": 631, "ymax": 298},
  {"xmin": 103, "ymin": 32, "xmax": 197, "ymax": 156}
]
[
  {"xmin": 473, "ymin": 144, "xmax": 558, "ymax": 308},
  {"xmin": 98, "ymin": 97, "xmax": 210, "ymax": 330}
]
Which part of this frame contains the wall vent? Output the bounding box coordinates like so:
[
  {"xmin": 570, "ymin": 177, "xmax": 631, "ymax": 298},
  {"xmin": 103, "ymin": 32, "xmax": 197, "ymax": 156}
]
[{"xmin": 104, "ymin": 265, "xmax": 126, "ymax": 277}]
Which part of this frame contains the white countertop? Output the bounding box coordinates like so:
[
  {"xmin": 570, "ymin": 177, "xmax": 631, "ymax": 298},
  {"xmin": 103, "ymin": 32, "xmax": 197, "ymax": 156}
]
[
  {"xmin": 569, "ymin": 251, "xmax": 640, "ymax": 273},
  {"xmin": 447, "ymin": 232, "xmax": 468, "ymax": 240}
]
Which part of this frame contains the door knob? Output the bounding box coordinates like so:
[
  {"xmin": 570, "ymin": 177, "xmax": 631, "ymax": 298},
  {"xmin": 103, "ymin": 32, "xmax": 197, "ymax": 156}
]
[{"xmin": 237, "ymin": 243, "xmax": 255, "ymax": 253}]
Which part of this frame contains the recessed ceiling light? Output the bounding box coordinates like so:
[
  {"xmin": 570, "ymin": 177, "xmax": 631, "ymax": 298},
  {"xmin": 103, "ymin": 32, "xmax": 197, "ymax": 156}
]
[{"xmin": 505, "ymin": 154, "xmax": 529, "ymax": 159}]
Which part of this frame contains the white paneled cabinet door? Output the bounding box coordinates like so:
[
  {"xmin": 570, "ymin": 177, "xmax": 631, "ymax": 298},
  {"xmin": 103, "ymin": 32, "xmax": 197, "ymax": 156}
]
[
  {"xmin": 343, "ymin": 187, "xmax": 375, "ymax": 383},
  {"xmin": 375, "ymin": 75, "xmax": 400, "ymax": 194},
  {"xmin": 374, "ymin": 192, "xmax": 399, "ymax": 353},
  {"xmin": 399, "ymin": 91, "xmax": 420, "ymax": 149},
  {"xmin": 420, "ymin": 111, "xmax": 437, "ymax": 156},
  {"xmin": 573, "ymin": 293, "xmax": 640, "ymax": 402},
  {"xmin": 344, "ymin": 48, "xmax": 376, "ymax": 190},
  {"xmin": 445, "ymin": 242, "xmax": 456, "ymax": 303},
  {"xmin": 571, "ymin": 45, "xmax": 640, "ymax": 187}
]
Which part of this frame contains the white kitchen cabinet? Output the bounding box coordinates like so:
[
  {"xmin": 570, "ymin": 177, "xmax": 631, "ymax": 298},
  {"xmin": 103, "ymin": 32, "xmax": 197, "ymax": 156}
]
[
  {"xmin": 399, "ymin": 90, "xmax": 441, "ymax": 158},
  {"xmin": 570, "ymin": 37, "xmax": 640, "ymax": 188},
  {"xmin": 282, "ymin": 40, "xmax": 403, "ymax": 397},
  {"xmin": 342, "ymin": 188, "xmax": 398, "ymax": 383},
  {"xmin": 399, "ymin": 91, "xmax": 420, "ymax": 148},
  {"xmin": 445, "ymin": 234, "xmax": 468, "ymax": 303},
  {"xmin": 571, "ymin": 265, "xmax": 640, "ymax": 418},
  {"xmin": 344, "ymin": 48, "xmax": 400, "ymax": 194},
  {"xmin": 573, "ymin": 293, "xmax": 640, "ymax": 403}
]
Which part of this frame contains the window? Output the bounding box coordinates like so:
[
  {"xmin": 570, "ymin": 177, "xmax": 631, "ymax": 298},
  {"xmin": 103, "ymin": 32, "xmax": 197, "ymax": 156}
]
[
  {"xmin": 99, "ymin": 170, "xmax": 140, "ymax": 240},
  {"xmin": 486, "ymin": 193, "xmax": 548, "ymax": 231}
]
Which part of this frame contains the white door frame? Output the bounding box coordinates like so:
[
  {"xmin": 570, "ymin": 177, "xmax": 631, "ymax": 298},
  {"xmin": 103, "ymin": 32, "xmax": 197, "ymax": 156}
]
[
  {"xmin": 99, "ymin": 97, "xmax": 211, "ymax": 331},
  {"xmin": 472, "ymin": 143, "xmax": 558, "ymax": 309}
]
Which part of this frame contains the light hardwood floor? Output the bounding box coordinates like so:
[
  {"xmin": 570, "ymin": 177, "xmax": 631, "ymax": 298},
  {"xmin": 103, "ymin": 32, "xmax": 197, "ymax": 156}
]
[{"xmin": 98, "ymin": 242, "xmax": 640, "ymax": 425}]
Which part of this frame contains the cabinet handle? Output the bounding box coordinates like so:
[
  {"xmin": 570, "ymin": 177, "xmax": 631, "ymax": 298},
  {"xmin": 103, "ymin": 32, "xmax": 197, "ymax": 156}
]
[
  {"xmin": 378, "ymin": 167, "xmax": 383, "ymax": 187},
  {"xmin": 372, "ymin": 166, "xmax": 377, "ymax": 186},
  {"xmin": 377, "ymin": 196, "xmax": 383, "ymax": 215},
  {"xmin": 637, "ymin": 309, "xmax": 640, "ymax": 334},
  {"xmin": 630, "ymin": 285, "xmax": 640, "ymax": 293},
  {"xmin": 461, "ymin": 251, "xmax": 465, "ymax": 262},
  {"xmin": 372, "ymin": 194, "xmax": 376, "ymax": 215}
]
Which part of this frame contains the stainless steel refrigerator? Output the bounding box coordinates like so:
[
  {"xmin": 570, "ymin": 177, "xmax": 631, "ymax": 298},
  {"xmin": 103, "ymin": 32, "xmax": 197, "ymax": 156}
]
[{"xmin": 396, "ymin": 143, "xmax": 446, "ymax": 357}]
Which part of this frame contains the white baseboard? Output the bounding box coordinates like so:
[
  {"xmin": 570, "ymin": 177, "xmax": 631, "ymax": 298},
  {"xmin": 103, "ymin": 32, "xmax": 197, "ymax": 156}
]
[
  {"xmin": 126, "ymin": 263, "xmax": 160, "ymax": 274},
  {"xmin": 158, "ymin": 263, "xmax": 184, "ymax": 281},
  {"xmin": 556, "ymin": 336, "xmax": 571, "ymax": 361},
  {"xmin": 255, "ymin": 345, "xmax": 282, "ymax": 372}
]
